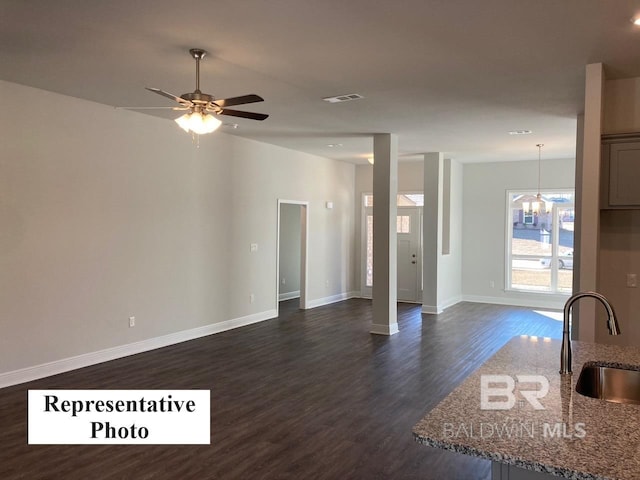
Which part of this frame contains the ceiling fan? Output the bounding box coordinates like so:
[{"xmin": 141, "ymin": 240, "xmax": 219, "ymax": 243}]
[{"xmin": 144, "ymin": 48, "xmax": 268, "ymax": 135}]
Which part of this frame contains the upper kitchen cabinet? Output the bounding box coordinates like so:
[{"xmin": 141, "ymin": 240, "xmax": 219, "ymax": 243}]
[
  {"xmin": 601, "ymin": 134, "xmax": 640, "ymax": 209},
  {"xmin": 601, "ymin": 77, "xmax": 640, "ymax": 209}
]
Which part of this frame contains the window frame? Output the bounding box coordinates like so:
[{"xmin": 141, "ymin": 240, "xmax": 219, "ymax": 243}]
[{"xmin": 504, "ymin": 188, "xmax": 575, "ymax": 295}]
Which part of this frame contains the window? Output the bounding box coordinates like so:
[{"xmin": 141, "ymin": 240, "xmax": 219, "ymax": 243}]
[
  {"xmin": 397, "ymin": 215, "xmax": 411, "ymax": 233},
  {"xmin": 363, "ymin": 194, "xmax": 424, "ymax": 207},
  {"xmin": 506, "ymin": 190, "xmax": 574, "ymax": 294},
  {"xmin": 366, "ymin": 215, "xmax": 374, "ymax": 287}
]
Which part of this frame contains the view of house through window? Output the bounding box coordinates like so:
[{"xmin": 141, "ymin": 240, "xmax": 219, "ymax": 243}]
[
  {"xmin": 363, "ymin": 194, "xmax": 424, "ymax": 207},
  {"xmin": 507, "ymin": 190, "xmax": 574, "ymax": 294}
]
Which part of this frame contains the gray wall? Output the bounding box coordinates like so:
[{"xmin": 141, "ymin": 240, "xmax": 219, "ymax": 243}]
[
  {"xmin": 598, "ymin": 210, "xmax": 640, "ymax": 346},
  {"xmin": 597, "ymin": 77, "xmax": 640, "ymax": 346},
  {"xmin": 0, "ymin": 80, "xmax": 356, "ymax": 375},
  {"xmin": 461, "ymin": 158, "xmax": 575, "ymax": 308}
]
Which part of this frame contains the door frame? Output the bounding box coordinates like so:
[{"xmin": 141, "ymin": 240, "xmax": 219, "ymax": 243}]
[
  {"xmin": 276, "ymin": 199, "xmax": 309, "ymax": 313},
  {"xmin": 360, "ymin": 194, "xmax": 423, "ymax": 302},
  {"xmin": 396, "ymin": 206, "xmax": 423, "ymax": 303}
]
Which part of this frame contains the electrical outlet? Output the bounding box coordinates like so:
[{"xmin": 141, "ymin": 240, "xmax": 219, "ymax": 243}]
[
  {"xmin": 627, "ymin": 273, "xmax": 637, "ymax": 288},
  {"xmin": 281, "ymin": 277, "xmax": 286, "ymax": 285},
  {"xmin": 250, "ymin": 293, "xmax": 255, "ymax": 303},
  {"xmin": 129, "ymin": 316, "xmax": 135, "ymax": 328},
  {"xmin": 490, "ymin": 280, "xmax": 495, "ymax": 288},
  {"xmin": 250, "ymin": 243, "xmax": 258, "ymax": 253}
]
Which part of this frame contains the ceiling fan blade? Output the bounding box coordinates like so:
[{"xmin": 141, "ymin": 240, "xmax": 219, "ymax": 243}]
[
  {"xmin": 145, "ymin": 87, "xmax": 192, "ymax": 106},
  {"xmin": 115, "ymin": 106, "xmax": 189, "ymax": 110},
  {"xmin": 217, "ymin": 109, "xmax": 269, "ymax": 121},
  {"xmin": 213, "ymin": 94, "xmax": 264, "ymax": 108}
]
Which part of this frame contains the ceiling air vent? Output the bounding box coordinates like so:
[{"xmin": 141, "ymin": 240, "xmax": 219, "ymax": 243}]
[{"xmin": 323, "ymin": 93, "xmax": 364, "ymax": 103}]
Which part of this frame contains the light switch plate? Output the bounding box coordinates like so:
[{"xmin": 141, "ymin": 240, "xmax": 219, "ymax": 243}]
[{"xmin": 250, "ymin": 243, "xmax": 258, "ymax": 253}]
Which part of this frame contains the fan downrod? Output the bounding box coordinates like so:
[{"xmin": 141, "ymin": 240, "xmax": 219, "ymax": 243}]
[{"xmin": 188, "ymin": 48, "xmax": 207, "ymax": 93}]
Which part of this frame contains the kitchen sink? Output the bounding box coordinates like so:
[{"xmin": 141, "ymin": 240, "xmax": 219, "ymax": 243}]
[{"xmin": 576, "ymin": 363, "xmax": 640, "ymax": 405}]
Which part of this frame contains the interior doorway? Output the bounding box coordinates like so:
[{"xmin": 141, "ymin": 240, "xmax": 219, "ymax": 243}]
[{"xmin": 276, "ymin": 200, "xmax": 309, "ymax": 312}]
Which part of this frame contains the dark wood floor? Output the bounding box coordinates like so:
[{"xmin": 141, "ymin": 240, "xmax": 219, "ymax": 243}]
[{"xmin": 0, "ymin": 300, "xmax": 562, "ymax": 480}]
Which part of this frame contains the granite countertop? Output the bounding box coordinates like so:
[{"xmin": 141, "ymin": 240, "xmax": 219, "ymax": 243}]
[{"xmin": 413, "ymin": 336, "xmax": 640, "ymax": 480}]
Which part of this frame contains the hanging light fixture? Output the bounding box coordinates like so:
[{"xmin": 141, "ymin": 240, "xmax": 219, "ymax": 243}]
[
  {"xmin": 173, "ymin": 50, "xmax": 220, "ymax": 135},
  {"xmin": 174, "ymin": 107, "xmax": 221, "ymax": 135},
  {"xmin": 532, "ymin": 143, "xmax": 552, "ymax": 214},
  {"xmin": 142, "ymin": 48, "xmax": 267, "ymax": 136}
]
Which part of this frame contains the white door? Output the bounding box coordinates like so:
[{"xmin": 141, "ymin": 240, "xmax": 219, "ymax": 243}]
[
  {"xmin": 396, "ymin": 207, "xmax": 421, "ymax": 302},
  {"xmin": 361, "ymin": 206, "xmax": 422, "ymax": 303}
]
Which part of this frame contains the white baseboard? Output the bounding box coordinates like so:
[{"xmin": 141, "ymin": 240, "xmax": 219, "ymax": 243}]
[
  {"xmin": 279, "ymin": 290, "xmax": 300, "ymax": 301},
  {"xmin": 421, "ymin": 304, "xmax": 442, "ymax": 314},
  {"xmin": 370, "ymin": 322, "xmax": 399, "ymax": 336},
  {"xmin": 439, "ymin": 295, "xmax": 463, "ymax": 311},
  {"xmin": 307, "ymin": 291, "xmax": 359, "ymax": 309},
  {"xmin": 461, "ymin": 294, "xmax": 565, "ymax": 310},
  {"xmin": 421, "ymin": 295, "xmax": 462, "ymax": 314},
  {"xmin": 0, "ymin": 309, "xmax": 277, "ymax": 389}
]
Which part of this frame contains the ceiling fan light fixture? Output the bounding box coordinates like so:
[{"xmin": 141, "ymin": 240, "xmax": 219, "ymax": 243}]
[
  {"xmin": 143, "ymin": 48, "xmax": 267, "ymax": 136},
  {"xmin": 175, "ymin": 111, "xmax": 221, "ymax": 135},
  {"xmin": 202, "ymin": 113, "xmax": 222, "ymax": 133},
  {"xmin": 175, "ymin": 112, "xmax": 193, "ymax": 132}
]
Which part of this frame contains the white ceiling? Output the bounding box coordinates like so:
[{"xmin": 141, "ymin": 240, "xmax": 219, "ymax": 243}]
[{"xmin": 3, "ymin": 0, "xmax": 640, "ymax": 164}]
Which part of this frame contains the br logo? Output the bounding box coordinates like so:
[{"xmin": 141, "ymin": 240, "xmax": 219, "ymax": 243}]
[{"xmin": 480, "ymin": 375, "xmax": 549, "ymax": 410}]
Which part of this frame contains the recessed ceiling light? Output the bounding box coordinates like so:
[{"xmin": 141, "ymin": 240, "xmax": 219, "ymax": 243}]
[
  {"xmin": 327, "ymin": 143, "xmax": 343, "ymax": 148},
  {"xmin": 508, "ymin": 130, "xmax": 533, "ymax": 135}
]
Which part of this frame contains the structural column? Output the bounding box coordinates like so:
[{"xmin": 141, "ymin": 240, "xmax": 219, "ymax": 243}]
[
  {"xmin": 422, "ymin": 152, "xmax": 444, "ymax": 314},
  {"xmin": 573, "ymin": 63, "xmax": 605, "ymax": 342},
  {"xmin": 371, "ymin": 134, "xmax": 399, "ymax": 335}
]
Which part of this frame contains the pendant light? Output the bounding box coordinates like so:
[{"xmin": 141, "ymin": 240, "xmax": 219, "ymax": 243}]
[{"xmin": 532, "ymin": 143, "xmax": 552, "ymax": 215}]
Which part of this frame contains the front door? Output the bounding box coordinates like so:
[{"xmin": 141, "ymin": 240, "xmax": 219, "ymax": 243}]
[
  {"xmin": 362, "ymin": 206, "xmax": 422, "ymax": 303},
  {"xmin": 396, "ymin": 207, "xmax": 421, "ymax": 302}
]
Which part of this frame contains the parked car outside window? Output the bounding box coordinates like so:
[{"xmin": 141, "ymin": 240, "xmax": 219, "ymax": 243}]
[{"xmin": 540, "ymin": 250, "xmax": 573, "ymax": 269}]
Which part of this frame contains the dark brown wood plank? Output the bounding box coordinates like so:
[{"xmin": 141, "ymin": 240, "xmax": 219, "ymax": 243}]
[{"xmin": 0, "ymin": 300, "xmax": 561, "ymax": 480}]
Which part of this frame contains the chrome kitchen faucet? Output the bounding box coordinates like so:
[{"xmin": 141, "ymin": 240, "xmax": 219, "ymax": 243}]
[{"xmin": 560, "ymin": 291, "xmax": 621, "ymax": 375}]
